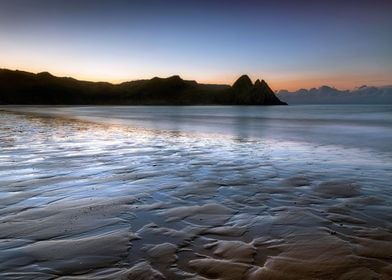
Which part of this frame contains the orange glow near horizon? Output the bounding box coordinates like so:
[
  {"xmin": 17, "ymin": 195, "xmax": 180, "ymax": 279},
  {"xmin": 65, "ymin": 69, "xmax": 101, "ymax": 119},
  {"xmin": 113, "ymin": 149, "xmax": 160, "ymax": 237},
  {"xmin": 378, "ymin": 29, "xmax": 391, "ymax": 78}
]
[
  {"xmin": 2, "ymin": 41, "xmax": 391, "ymax": 92},
  {"xmin": 2, "ymin": 62, "xmax": 391, "ymax": 92}
]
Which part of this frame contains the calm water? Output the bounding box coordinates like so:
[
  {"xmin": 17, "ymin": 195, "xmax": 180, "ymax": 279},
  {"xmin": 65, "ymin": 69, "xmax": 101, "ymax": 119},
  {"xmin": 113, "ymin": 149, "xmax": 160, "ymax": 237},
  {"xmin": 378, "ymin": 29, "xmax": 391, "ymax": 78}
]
[{"xmin": 0, "ymin": 105, "xmax": 391, "ymax": 279}]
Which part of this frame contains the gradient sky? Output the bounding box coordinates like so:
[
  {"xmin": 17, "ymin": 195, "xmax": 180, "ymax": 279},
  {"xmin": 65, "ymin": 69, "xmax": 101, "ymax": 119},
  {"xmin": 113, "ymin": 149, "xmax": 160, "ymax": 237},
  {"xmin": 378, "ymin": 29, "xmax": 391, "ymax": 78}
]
[{"xmin": 0, "ymin": 0, "xmax": 391, "ymax": 90}]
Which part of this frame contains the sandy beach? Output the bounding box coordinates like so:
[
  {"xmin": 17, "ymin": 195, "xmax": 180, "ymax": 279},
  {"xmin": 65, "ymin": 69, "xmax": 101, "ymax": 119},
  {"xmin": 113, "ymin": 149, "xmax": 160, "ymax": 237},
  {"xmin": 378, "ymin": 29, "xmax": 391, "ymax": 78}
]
[{"xmin": 0, "ymin": 106, "xmax": 391, "ymax": 279}]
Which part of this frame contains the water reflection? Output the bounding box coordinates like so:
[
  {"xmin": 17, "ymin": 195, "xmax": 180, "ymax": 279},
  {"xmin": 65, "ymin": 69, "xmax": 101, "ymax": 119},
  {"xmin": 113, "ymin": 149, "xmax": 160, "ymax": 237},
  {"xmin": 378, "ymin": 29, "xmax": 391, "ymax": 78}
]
[{"xmin": 2, "ymin": 105, "xmax": 392, "ymax": 153}]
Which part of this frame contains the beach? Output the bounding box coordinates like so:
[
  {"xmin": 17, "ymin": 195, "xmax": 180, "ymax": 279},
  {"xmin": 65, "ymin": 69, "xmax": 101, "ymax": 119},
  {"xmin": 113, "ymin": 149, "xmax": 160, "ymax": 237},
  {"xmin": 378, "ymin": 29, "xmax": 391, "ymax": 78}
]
[{"xmin": 0, "ymin": 105, "xmax": 391, "ymax": 279}]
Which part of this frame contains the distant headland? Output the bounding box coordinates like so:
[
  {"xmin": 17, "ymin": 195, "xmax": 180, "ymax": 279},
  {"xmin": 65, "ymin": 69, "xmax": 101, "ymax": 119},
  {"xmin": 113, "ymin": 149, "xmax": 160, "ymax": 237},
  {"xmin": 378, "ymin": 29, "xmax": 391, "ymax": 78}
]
[{"xmin": 0, "ymin": 69, "xmax": 286, "ymax": 105}]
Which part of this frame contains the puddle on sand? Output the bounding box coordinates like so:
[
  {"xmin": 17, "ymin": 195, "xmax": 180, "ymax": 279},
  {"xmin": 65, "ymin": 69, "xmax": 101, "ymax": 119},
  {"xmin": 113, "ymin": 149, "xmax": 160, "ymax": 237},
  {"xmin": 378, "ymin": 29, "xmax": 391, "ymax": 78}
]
[{"xmin": 0, "ymin": 111, "xmax": 391, "ymax": 280}]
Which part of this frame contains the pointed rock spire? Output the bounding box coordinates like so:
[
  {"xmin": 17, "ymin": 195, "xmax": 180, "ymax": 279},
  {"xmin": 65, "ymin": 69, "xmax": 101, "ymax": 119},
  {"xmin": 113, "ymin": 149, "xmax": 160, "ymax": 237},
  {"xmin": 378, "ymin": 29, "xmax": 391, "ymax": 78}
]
[
  {"xmin": 232, "ymin": 75, "xmax": 253, "ymax": 91},
  {"xmin": 231, "ymin": 75, "xmax": 287, "ymax": 105},
  {"xmin": 254, "ymin": 79, "xmax": 262, "ymax": 88}
]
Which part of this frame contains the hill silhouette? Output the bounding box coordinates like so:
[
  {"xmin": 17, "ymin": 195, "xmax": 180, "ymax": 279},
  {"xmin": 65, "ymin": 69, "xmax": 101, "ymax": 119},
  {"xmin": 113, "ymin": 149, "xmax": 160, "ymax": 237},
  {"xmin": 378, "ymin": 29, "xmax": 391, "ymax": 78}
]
[
  {"xmin": 277, "ymin": 85, "xmax": 392, "ymax": 104},
  {"xmin": 0, "ymin": 69, "xmax": 287, "ymax": 105}
]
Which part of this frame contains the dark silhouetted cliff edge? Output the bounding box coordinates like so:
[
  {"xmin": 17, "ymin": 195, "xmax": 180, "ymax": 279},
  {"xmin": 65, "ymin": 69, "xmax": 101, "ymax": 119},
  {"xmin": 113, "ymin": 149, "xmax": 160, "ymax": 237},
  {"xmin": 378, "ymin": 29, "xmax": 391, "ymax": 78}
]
[{"xmin": 0, "ymin": 69, "xmax": 287, "ymax": 105}]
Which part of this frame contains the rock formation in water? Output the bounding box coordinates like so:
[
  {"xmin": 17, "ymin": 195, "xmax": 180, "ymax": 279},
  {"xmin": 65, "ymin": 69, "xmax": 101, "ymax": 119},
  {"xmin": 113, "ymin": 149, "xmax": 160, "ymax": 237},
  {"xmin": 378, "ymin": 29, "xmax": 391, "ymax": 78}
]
[
  {"xmin": 0, "ymin": 69, "xmax": 287, "ymax": 105},
  {"xmin": 232, "ymin": 75, "xmax": 287, "ymax": 105}
]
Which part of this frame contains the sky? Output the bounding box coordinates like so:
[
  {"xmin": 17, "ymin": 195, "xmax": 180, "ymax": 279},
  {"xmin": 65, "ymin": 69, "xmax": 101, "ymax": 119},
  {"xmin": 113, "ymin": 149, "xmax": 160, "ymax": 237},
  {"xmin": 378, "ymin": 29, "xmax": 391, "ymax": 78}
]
[{"xmin": 0, "ymin": 0, "xmax": 391, "ymax": 91}]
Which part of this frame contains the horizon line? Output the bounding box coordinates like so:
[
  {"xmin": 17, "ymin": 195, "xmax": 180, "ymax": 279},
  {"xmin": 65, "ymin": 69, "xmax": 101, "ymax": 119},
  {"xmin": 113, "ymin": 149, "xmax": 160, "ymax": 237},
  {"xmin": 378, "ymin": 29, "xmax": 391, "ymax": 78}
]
[{"xmin": 2, "ymin": 67, "xmax": 391, "ymax": 92}]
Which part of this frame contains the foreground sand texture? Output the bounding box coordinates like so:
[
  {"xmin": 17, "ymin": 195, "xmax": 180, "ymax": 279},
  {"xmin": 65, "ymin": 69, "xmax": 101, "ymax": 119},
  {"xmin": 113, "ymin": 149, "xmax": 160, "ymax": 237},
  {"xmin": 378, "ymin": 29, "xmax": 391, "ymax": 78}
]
[{"xmin": 0, "ymin": 109, "xmax": 391, "ymax": 280}]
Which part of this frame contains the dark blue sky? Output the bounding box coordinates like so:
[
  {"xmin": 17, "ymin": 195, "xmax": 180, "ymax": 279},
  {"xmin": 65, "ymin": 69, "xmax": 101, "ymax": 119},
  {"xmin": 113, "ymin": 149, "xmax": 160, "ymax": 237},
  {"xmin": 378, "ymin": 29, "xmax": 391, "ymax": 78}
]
[{"xmin": 1, "ymin": 0, "xmax": 391, "ymax": 90}]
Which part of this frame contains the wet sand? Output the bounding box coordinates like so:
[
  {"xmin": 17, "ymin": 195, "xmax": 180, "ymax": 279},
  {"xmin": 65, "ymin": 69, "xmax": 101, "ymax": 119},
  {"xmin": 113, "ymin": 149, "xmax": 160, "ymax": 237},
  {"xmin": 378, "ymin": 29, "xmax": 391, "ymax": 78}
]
[{"xmin": 0, "ymin": 107, "xmax": 391, "ymax": 279}]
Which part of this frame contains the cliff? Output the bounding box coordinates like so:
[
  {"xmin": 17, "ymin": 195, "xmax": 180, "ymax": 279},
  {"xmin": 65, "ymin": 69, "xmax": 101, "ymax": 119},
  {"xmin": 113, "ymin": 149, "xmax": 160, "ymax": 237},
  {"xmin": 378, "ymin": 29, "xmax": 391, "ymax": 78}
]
[{"xmin": 0, "ymin": 69, "xmax": 287, "ymax": 105}]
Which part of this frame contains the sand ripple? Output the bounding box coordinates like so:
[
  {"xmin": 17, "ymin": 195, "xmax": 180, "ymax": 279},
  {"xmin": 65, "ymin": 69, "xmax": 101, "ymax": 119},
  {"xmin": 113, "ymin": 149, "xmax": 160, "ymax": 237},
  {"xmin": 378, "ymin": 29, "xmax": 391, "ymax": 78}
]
[{"xmin": 0, "ymin": 110, "xmax": 391, "ymax": 279}]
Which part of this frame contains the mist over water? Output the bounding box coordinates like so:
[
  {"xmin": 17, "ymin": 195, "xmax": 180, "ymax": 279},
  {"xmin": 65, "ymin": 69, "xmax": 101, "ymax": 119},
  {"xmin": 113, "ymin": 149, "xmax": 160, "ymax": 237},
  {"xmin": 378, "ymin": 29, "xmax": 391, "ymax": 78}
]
[{"xmin": 0, "ymin": 105, "xmax": 391, "ymax": 279}]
